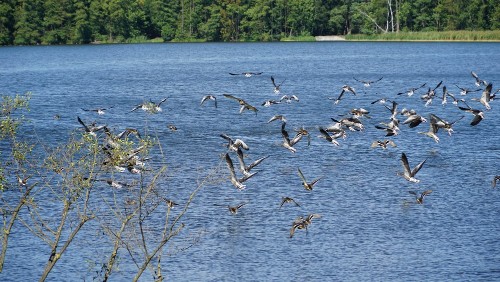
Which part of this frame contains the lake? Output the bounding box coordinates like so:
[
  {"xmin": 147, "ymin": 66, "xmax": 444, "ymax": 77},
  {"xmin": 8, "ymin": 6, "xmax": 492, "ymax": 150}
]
[{"xmin": 0, "ymin": 42, "xmax": 499, "ymax": 281}]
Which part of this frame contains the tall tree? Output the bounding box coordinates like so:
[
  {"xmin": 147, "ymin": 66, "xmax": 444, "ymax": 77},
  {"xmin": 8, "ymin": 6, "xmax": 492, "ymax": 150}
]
[
  {"xmin": 42, "ymin": 0, "xmax": 73, "ymax": 44},
  {"xmin": 13, "ymin": 0, "xmax": 44, "ymax": 45},
  {"xmin": 0, "ymin": 0, "xmax": 15, "ymax": 45}
]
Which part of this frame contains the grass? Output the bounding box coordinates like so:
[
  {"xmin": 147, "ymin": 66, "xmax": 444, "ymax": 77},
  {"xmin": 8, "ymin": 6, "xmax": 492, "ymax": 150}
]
[
  {"xmin": 280, "ymin": 35, "xmax": 316, "ymax": 42},
  {"xmin": 345, "ymin": 30, "xmax": 500, "ymax": 41}
]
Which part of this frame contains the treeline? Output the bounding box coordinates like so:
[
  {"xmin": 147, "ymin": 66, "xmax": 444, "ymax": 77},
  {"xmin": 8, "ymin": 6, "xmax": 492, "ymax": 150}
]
[{"xmin": 1, "ymin": 0, "xmax": 499, "ymax": 45}]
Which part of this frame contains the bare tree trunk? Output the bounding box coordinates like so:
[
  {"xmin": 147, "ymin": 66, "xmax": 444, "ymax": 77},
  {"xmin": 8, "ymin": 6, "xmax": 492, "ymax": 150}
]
[
  {"xmin": 395, "ymin": 0, "xmax": 400, "ymax": 32},
  {"xmin": 354, "ymin": 6, "xmax": 387, "ymax": 33},
  {"xmin": 388, "ymin": 0, "xmax": 395, "ymax": 32}
]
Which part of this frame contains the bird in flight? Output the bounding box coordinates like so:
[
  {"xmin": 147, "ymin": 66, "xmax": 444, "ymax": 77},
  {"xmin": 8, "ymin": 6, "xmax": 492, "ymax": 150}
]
[
  {"xmin": 229, "ymin": 72, "xmax": 263, "ymax": 77},
  {"xmin": 353, "ymin": 77, "xmax": 383, "ymax": 87},
  {"xmin": 399, "ymin": 152, "xmax": 426, "ymax": 183},
  {"xmin": 297, "ymin": 168, "xmax": 321, "ymax": 191},
  {"xmin": 408, "ymin": 190, "xmax": 432, "ymax": 204}
]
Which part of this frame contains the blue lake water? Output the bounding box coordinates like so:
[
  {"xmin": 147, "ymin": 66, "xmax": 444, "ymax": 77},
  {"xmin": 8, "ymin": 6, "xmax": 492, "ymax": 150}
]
[{"xmin": 1, "ymin": 42, "xmax": 500, "ymax": 281}]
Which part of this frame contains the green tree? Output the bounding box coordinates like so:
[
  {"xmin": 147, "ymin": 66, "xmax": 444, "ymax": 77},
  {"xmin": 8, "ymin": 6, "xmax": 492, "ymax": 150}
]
[
  {"xmin": 72, "ymin": 0, "xmax": 92, "ymax": 44},
  {"xmin": 42, "ymin": 0, "xmax": 74, "ymax": 44},
  {"xmin": 0, "ymin": 0, "xmax": 15, "ymax": 45},
  {"xmin": 13, "ymin": 0, "xmax": 44, "ymax": 45}
]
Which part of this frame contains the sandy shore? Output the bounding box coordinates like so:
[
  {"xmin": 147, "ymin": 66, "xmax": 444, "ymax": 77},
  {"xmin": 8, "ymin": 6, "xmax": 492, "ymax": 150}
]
[{"xmin": 315, "ymin": 35, "xmax": 346, "ymax": 41}]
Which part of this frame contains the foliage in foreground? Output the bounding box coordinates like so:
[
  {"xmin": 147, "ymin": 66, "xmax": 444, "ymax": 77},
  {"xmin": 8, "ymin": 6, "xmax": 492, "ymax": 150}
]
[{"xmin": 0, "ymin": 92, "xmax": 213, "ymax": 281}]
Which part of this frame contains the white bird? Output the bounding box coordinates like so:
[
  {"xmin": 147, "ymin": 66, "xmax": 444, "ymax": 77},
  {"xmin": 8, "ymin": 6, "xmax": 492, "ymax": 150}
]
[
  {"xmin": 399, "ymin": 152, "xmax": 426, "ymax": 183},
  {"xmin": 200, "ymin": 95, "xmax": 217, "ymax": 108}
]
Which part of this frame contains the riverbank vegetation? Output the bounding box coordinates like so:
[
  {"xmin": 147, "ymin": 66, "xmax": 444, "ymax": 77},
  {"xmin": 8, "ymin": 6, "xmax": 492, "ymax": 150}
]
[
  {"xmin": 1, "ymin": 0, "xmax": 499, "ymax": 45},
  {"xmin": 346, "ymin": 30, "xmax": 500, "ymax": 41}
]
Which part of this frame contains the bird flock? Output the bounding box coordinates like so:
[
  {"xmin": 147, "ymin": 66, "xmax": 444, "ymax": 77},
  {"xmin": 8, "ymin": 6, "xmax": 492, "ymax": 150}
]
[{"xmin": 73, "ymin": 70, "xmax": 499, "ymax": 239}]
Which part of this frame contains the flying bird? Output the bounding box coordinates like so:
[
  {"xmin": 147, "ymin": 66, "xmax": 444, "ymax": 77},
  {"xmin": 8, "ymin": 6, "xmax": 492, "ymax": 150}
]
[
  {"xmin": 471, "ymin": 71, "xmax": 487, "ymax": 86},
  {"xmin": 271, "ymin": 76, "xmax": 286, "ymax": 94},
  {"xmin": 370, "ymin": 139, "xmax": 397, "ymax": 149},
  {"xmin": 131, "ymin": 97, "xmax": 168, "ymax": 113},
  {"xmin": 458, "ymin": 102, "xmax": 484, "ymax": 126},
  {"xmin": 77, "ymin": 116, "xmax": 106, "ymax": 136},
  {"xmin": 297, "ymin": 168, "xmax": 321, "ymax": 191},
  {"xmin": 399, "ymin": 152, "xmax": 426, "ymax": 183},
  {"xmin": 229, "ymin": 72, "xmax": 263, "ymax": 77},
  {"xmin": 492, "ymin": 176, "xmax": 500, "ymax": 188},
  {"xmin": 353, "ymin": 77, "xmax": 383, "ymax": 87},
  {"xmin": 408, "ymin": 190, "xmax": 433, "ymax": 204},
  {"xmin": 281, "ymin": 122, "xmax": 303, "ymax": 153},
  {"xmin": 228, "ymin": 202, "xmax": 247, "ymax": 214},
  {"xmin": 279, "ymin": 197, "xmax": 300, "ymax": 209},
  {"xmin": 81, "ymin": 106, "xmax": 113, "ymax": 115},
  {"xmin": 220, "ymin": 133, "xmax": 249, "ymax": 152},
  {"xmin": 200, "ymin": 95, "xmax": 217, "ymax": 108},
  {"xmin": 235, "ymin": 147, "xmax": 269, "ymax": 177},
  {"xmin": 223, "ymin": 94, "xmax": 258, "ymax": 114},
  {"xmin": 224, "ymin": 153, "xmax": 256, "ymax": 190}
]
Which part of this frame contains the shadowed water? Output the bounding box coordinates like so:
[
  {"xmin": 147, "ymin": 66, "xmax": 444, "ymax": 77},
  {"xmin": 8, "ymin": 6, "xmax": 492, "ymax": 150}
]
[{"xmin": 0, "ymin": 42, "xmax": 499, "ymax": 281}]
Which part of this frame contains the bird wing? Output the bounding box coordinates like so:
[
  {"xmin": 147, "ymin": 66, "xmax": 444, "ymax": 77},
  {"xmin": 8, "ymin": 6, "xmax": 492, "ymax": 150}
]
[
  {"xmin": 223, "ymin": 94, "xmax": 243, "ymax": 103},
  {"xmin": 411, "ymin": 158, "xmax": 427, "ymax": 177},
  {"xmin": 235, "ymin": 147, "xmax": 247, "ymax": 173},
  {"xmin": 401, "ymin": 153, "xmax": 412, "ymax": 176},
  {"xmin": 77, "ymin": 116, "xmax": 91, "ymax": 132},
  {"xmin": 247, "ymin": 155, "xmax": 269, "ymax": 171},
  {"xmin": 297, "ymin": 168, "xmax": 308, "ymax": 185},
  {"xmin": 319, "ymin": 127, "xmax": 333, "ymax": 142}
]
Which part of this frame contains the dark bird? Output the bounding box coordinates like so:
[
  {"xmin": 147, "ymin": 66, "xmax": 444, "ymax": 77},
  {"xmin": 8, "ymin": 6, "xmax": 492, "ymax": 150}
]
[
  {"xmin": 279, "ymin": 197, "xmax": 300, "ymax": 209},
  {"xmin": 429, "ymin": 114, "xmax": 463, "ymax": 136},
  {"xmin": 229, "ymin": 72, "xmax": 263, "ymax": 77},
  {"xmin": 399, "ymin": 152, "xmax": 426, "ymax": 183},
  {"xmin": 262, "ymin": 99, "xmax": 281, "ymax": 107},
  {"xmin": 402, "ymin": 113, "xmax": 427, "ymax": 128},
  {"xmin": 458, "ymin": 102, "xmax": 484, "ymax": 126},
  {"xmin": 371, "ymin": 97, "xmax": 393, "ymax": 104},
  {"xmin": 455, "ymin": 84, "xmax": 482, "ymax": 96},
  {"xmin": 297, "ymin": 168, "xmax": 321, "ymax": 191},
  {"xmin": 81, "ymin": 106, "xmax": 113, "ymax": 115},
  {"xmin": 289, "ymin": 214, "xmax": 321, "ymax": 238},
  {"xmin": 100, "ymin": 179, "xmax": 134, "ymax": 189},
  {"xmin": 492, "ymin": 176, "xmax": 500, "ymax": 188},
  {"xmin": 397, "ymin": 83, "xmax": 427, "ymax": 96},
  {"xmin": 228, "ymin": 202, "xmax": 247, "ymax": 214},
  {"xmin": 353, "ymin": 77, "xmax": 383, "ymax": 87},
  {"xmin": 77, "ymin": 116, "xmax": 106, "ymax": 136},
  {"xmin": 318, "ymin": 127, "xmax": 340, "ymax": 146},
  {"xmin": 223, "ymin": 94, "xmax": 258, "ymax": 114},
  {"xmin": 271, "ymin": 76, "xmax": 286, "ymax": 94},
  {"xmin": 200, "ymin": 95, "xmax": 217, "ymax": 108},
  {"xmin": 420, "ymin": 81, "xmax": 443, "ymax": 107},
  {"xmin": 131, "ymin": 97, "xmax": 168, "ymax": 113},
  {"xmin": 409, "ymin": 190, "xmax": 432, "ymax": 204},
  {"xmin": 370, "ymin": 139, "xmax": 396, "ymax": 149},
  {"xmin": 471, "ymin": 71, "xmax": 487, "ymax": 86}
]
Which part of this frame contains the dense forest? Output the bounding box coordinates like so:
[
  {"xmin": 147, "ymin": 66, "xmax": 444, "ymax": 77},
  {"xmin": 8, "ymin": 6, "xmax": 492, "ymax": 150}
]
[{"xmin": 1, "ymin": 0, "xmax": 499, "ymax": 45}]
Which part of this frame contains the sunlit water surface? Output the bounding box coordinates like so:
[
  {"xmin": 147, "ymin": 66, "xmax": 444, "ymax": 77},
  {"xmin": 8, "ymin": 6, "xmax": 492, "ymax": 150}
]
[{"xmin": 0, "ymin": 42, "xmax": 499, "ymax": 281}]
